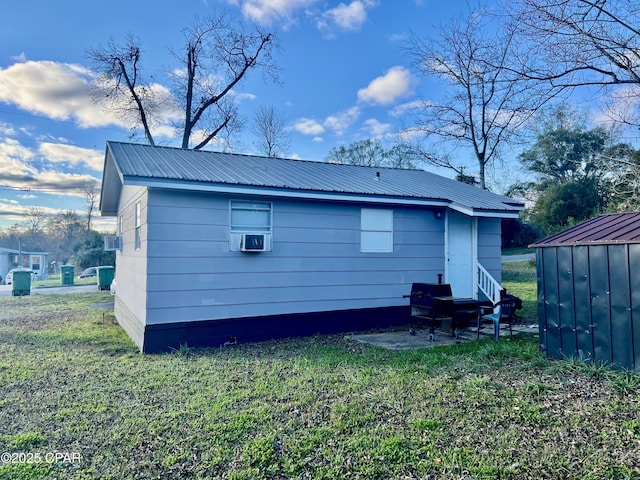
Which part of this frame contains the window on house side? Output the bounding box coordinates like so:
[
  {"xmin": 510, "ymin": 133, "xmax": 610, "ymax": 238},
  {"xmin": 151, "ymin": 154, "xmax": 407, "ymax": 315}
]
[
  {"xmin": 134, "ymin": 202, "xmax": 141, "ymax": 250},
  {"xmin": 361, "ymin": 208, "xmax": 393, "ymax": 253},
  {"xmin": 230, "ymin": 201, "xmax": 272, "ymax": 233}
]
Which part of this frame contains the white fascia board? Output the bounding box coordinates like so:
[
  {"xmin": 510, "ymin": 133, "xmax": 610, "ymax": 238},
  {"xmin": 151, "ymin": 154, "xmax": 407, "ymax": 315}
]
[{"xmin": 445, "ymin": 202, "xmax": 522, "ymax": 219}]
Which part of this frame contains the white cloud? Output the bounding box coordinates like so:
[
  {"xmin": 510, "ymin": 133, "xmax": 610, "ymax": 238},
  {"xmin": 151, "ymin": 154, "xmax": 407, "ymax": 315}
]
[
  {"xmin": 293, "ymin": 118, "xmax": 325, "ymax": 135},
  {"xmin": 0, "ymin": 122, "xmax": 17, "ymax": 137},
  {"xmin": 0, "ymin": 61, "xmax": 111, "ymax": 128},
  {"xmin": 294, "ymin": 107, "xmax": 361, "ymax": 138},
  {"xmin": 0, "ymin": 60, "xmax": 182, "ymax": 135},
  {"xmin": 363, "ymin": 118, "xmax": 391, "ymax": 137},
  {"xmin": 228, "ymin": 0, "xmax": 376, "ymax": 35},
  {"xmin": 318, "ymin": 0, "xmax": 377, "ymax": 34},
  {"xmin": 595, "ymin": 85, "xmax": 640, "ymax": 129},
  {"xmin": 38, "ymin": 143, "xmax": 104, "ymax": 172},
  {"xmin": 357, "ymin": 66, "xmax": 413, "ymax": 105},
  {"xmin": 230, "ymin": 0, "xmax": 316, "ymax": 26},
  {"xmin": 387, "ymin": 33, "xmax": 408, "ymax": 43},
  {"xmin": 10, "ymin": 52, "xmax": 27, "ymax": 63},
  {"xmin": 186, "ymin": 129, "xmax": 231, "ymax": 150},
  {"xmin": 396, "ymin": 127, "xmax": 426, "ymax": 143},
  {"xmin": 390, "ymin": 99, "xmax": 424, "ymax": 117},
  {"xmin": 0, "ymin": 200, "xmax": 58, "ymax": 221},
  {"xmin": 0, "ymin": 139, "xmax": 99, "ymax": 194},
  {"xmin": 324, "ymin": 106, "xmax": 361, "ymax": 135},
  {"xmin": 0, "ymin": 138, "xmax": 35, "ymax": 165},
  {"xmin": 235, "ymin": 92, "xmax": 257, "ymax": 102}
]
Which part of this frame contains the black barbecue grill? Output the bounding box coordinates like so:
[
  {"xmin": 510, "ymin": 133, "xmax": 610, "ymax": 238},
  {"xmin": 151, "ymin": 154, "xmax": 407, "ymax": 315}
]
[{"xmin": 404, "ymin": 282, "xmax": 489, "ymax": 336}]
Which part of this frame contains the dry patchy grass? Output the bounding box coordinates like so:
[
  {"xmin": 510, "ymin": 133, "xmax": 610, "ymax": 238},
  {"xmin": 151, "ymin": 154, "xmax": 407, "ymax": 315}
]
[{"xmin": 0, "ymin": 293, "xmax": 639, "ymax": 479}]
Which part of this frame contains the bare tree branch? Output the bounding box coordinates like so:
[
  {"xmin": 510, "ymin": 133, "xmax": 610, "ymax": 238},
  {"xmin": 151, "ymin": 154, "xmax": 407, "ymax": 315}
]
[
  {"xmin": 503, "ymin": 0, "xmax": 640, "ymax": 125},
  {"xmin": 84, "ymin": 182, "xmax": 99, "ymax": 231},
  {"xmin": 88, "ymin": 13, "xmax": 279, "ymax": 151},
  {"xmin": 251, "ymin": 105, "xmax": 290, "ymax": 157},
  {"xmin": 87, "ymin": 36, "xmax": 156, "ymax": 145},
  {"xmin": 406, "ymin": 9, "xmax": 557, "ymax": 188}
]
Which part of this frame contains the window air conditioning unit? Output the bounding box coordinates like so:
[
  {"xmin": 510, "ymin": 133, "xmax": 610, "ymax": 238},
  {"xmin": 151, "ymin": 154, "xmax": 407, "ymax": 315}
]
[
  {"xmin": 104, "ymin": 235, "xmax": 122, "ymax": 251},
  {"xmin": 240, "ymin": 234, "xmax": 266, "ymax": 252}
]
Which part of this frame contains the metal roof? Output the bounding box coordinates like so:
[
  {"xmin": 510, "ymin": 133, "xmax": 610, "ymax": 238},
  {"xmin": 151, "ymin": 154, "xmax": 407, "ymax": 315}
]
[
  {"xmin": 530, "ymin": 212, "xmax": 640, "ymax": 247},
  {"xmin": 99, "ymin": 141, "xmax": 524, "ymax": 217}
]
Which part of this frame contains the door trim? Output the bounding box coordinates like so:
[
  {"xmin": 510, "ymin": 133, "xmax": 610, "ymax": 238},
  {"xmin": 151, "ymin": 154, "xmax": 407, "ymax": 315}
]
[{"xmin": 445, "ymin": 211, "xmax": 478, "ymax": 298}]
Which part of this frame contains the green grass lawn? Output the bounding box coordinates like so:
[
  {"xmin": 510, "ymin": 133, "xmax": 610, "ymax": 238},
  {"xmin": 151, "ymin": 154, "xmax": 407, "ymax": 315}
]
[
  {"xmin": 501, "ymin": 260, "xmax": 538, "ymax": 323},
  {"xmin": 1, "ymin": 274, "xmax": 640, "ymax": 479}
]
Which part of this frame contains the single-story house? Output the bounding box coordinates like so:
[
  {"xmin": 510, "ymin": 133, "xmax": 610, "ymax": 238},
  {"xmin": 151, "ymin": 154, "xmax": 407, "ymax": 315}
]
[
  {"xmin": 0, "ymin": 247, "xmax": 49, "ymax": 282},
  {"xmin": 99, "ymin": 141, "xmax": 524, "ymax": 353},
  {"xmin": 531, "ymin": 212, "xmax": 640, "ymax": 370}
]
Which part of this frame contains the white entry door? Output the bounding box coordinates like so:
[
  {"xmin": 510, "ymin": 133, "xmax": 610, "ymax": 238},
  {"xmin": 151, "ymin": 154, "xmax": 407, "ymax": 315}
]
[{"xmin": 446, "ymin": 211, "xmax": 476, "ymax": 298}]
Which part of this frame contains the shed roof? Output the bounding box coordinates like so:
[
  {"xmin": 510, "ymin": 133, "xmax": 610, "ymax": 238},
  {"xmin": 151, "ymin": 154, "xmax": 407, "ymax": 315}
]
[
  {"xmin": 0, "ymin": 247, "xmax": 48, "ymax": 254},
  {"xmin": 99, "ymin": 141, "xmax": 524, "ymax": 217},
  {"xmin": 530, "ymin": 212, "xmax": 640, "ymax": 247}
]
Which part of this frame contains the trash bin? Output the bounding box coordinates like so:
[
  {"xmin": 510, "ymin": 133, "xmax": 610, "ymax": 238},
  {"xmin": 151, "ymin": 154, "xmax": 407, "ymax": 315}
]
[
  {"xmin": 60, "ymin": 265, "xmax": 75, "ymax": 286},
  {"xmin": 96, "ymin": 266, "xmax": 115, "ymax": 291},
  {"xmin": 12, "ymin": 270, "xmax": 31, "ymax": 296}
]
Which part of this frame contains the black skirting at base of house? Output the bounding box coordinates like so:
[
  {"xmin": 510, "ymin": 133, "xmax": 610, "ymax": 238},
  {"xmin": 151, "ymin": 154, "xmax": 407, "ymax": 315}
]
[{"xmin": 141, "ymin": 305, "xmax": 411, "ymax": 353}]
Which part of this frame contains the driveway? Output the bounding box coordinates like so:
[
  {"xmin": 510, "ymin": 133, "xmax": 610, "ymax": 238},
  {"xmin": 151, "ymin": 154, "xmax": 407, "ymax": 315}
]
[
  {"xmin": 0, "ymin": 284, "xmax": 101, "ymax": 296},
  {"xmin": 502, "ymin": 253, "xmax": 535, "ymax": 263}
]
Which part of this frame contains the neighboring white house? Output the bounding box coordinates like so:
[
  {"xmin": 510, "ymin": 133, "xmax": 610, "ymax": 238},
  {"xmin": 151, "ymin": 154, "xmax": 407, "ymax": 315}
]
[
  {"xmin": 0, "ymin": 247, "xmax": 49, "ymax": 282},
  {"xmin": 99, "ymin": 141, "xmax": 524, "ymax": 353}
]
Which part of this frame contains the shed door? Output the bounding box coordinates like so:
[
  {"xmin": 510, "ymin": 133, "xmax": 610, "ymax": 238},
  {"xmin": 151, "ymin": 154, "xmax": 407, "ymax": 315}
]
[{"xmin": 447, "ymin": 211, "xmax": 475, "ymax": 298}]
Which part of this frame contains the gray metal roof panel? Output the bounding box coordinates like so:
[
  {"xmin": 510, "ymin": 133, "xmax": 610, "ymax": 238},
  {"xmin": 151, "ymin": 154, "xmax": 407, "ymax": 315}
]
[
  {"xmin": 103, "ymin": 141, "xmax": 524, "ymax": 213},
  {"xmin": 531, "ymin": 212, "xmax": 640, "ymax": 247}
]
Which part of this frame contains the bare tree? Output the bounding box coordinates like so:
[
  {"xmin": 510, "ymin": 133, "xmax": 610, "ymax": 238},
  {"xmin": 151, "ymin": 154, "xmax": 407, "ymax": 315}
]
[
  {"xmin": 84, "ymin": 182, "xmax": 99, "ymax": 231},
  {"xmin": 88, "ymin": 35, "xmax": 157, "ymax": 146},
  {"xmin": 406, "ymin": 9, "xmax": 556, "ymax": 188},
  {"xmin": 607, "ymin": 149, "xmax": 640, "ymax": 211},
  {"xmin": 24, "ymin": 207, "xmax": 47, "ymax": 237},
  {"xmin": 45, "ymin": 211, "xmax": 87, "ymax": 265},
  {"xmin": 503, "ymin": 0, "xmax": 640, "ymax": 126},
  {"xmin": 88, "ymin": 12, "xmax": 278, "ymax": 150},
  {"xmin": 326, "ymin": 139, "xmax": 388, "ymax": 167},
  {"xmin": 251, "ymin": 105, "xmax": 290, "ymax": 157},
  {"xmin": 326, "ymin": 139, "xmax": 427, "ymax": 169}
]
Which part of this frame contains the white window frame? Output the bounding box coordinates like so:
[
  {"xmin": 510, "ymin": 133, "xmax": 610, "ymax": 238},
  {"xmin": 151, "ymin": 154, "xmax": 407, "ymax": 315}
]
[
  {"xmin": 229, "ymin": 200, "xmax": 272, "ymax": 251},
  {"xmin": 361, "ymin": 208, "xmax": 393, "ymax": 253},
  {"xmin": 134, "ymin": 202, "xmax": 141, "ymax": 250}
]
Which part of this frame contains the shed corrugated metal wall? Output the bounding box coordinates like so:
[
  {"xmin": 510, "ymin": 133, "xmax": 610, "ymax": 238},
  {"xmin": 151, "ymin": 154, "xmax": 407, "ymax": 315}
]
[{"xmin": 536, "ymin": 244, "xmax": 640, "ymax": 370}]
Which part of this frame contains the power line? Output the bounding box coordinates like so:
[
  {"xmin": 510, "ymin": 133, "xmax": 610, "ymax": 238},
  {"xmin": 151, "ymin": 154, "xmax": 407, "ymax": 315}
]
[{"xmin": 0, "ymin": 184, "xmax": 97, "ymax": 194}]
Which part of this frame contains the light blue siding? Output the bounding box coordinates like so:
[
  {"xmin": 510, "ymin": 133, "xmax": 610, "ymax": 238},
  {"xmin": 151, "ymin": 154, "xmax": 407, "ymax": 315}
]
[
  {"xmin": 144, "ymin": 189, "xmax": 446, "ymax": 325},
  {"xmin": 113, "ymin": 185, "xmax": 149, "ymax": 349},
  {"xmin": 477, "ymin": 217, "xmax": 502, "ymax": 283}
]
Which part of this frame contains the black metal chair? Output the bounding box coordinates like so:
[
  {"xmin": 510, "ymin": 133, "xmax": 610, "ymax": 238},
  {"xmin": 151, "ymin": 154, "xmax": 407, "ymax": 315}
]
[{"xmin": 477, "ymin": 296, "xmax": 517, "ymax": 341}]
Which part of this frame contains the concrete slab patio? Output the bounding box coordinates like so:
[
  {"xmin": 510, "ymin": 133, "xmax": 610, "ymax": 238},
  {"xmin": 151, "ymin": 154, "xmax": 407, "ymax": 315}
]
[{"xmin": 345, "ymin": 324, "xmax": 538, "ymax": 350}]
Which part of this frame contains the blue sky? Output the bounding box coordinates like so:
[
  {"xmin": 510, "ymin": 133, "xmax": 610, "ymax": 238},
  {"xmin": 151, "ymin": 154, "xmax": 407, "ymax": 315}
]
[{"xmin": 0, "ymin": 0, "xmax": 511, "ymax": 231}]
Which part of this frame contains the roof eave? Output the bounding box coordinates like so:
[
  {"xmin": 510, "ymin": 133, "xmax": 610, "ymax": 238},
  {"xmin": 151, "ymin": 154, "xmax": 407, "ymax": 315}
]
[
  {"xmin": 99, "ymin": 144, "xmax": 125, "ymax": 217},
  {"xmin": 531, "ymin": 239, "xmax": 640, "ymax": 248},
  {"xmin": 122, "ymin": 175, "xmax": 521, "ymax": 217}
]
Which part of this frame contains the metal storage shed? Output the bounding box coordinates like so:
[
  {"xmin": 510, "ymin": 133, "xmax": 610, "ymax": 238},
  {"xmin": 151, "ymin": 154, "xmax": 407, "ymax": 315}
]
[{"xmin": 531, "ymin": 212, "xmax": 640, "ymax": 370}]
